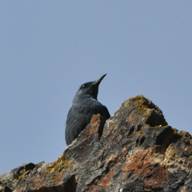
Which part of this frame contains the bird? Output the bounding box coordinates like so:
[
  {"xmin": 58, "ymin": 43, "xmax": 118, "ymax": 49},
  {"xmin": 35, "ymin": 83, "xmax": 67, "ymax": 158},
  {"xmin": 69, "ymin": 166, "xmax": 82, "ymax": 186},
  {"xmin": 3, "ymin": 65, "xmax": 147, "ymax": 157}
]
[{"xmin": 65, "ymin": 74, "xmax": 110, "ymax": 145}]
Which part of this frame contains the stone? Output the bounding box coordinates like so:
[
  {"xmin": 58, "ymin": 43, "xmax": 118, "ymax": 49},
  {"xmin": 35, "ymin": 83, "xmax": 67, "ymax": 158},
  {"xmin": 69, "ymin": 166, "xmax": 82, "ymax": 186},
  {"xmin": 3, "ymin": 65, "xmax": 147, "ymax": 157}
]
[{"xmin": 0, "ymin": 96, "xmax": 192, "ymax": 192}]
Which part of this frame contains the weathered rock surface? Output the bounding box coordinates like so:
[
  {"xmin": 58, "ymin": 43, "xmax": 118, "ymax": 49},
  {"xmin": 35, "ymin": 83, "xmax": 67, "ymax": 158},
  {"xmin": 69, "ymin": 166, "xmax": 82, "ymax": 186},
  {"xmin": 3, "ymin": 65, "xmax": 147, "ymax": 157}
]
[{"xmin": 1, "ymin": 96, "xmax": 192, "ymax": 192}]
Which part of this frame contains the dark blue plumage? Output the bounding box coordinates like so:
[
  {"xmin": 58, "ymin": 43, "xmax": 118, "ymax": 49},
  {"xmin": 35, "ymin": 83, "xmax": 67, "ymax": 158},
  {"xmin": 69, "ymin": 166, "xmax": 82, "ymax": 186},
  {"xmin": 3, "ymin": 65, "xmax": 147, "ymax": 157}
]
[{"xmin": 65, "ymin": 74, "xmax": 110, "ymax": 145}]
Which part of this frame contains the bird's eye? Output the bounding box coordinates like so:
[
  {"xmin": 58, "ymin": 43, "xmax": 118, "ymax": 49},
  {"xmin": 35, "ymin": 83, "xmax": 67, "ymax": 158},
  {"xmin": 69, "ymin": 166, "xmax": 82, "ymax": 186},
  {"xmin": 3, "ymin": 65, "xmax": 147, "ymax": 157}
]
[{"xmin": 81, "ymin": 84, "xmax": 86, "ymax": 89}]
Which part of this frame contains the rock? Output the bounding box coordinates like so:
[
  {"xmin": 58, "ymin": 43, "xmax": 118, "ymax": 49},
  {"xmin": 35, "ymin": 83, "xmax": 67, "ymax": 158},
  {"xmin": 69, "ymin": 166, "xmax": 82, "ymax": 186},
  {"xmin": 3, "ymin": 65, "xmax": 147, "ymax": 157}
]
[{"xmin": 1, "ymin": 96, "xmax": 192, "ymax": 192}]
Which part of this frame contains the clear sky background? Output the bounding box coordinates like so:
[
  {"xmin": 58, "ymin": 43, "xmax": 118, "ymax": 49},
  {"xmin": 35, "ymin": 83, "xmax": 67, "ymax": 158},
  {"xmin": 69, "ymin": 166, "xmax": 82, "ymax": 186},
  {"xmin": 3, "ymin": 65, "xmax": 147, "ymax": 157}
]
[{"xmin": 0, "ymin": 1, "xmax": 192, "ymax": 173}]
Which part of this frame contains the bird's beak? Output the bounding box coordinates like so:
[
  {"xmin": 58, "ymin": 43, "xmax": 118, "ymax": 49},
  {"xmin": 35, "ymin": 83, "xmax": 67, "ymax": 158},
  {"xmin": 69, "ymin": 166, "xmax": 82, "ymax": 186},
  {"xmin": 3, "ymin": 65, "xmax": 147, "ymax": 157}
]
[{"xmin": 94, "ymin": 74, "xmax": 107, "ymax": 86}]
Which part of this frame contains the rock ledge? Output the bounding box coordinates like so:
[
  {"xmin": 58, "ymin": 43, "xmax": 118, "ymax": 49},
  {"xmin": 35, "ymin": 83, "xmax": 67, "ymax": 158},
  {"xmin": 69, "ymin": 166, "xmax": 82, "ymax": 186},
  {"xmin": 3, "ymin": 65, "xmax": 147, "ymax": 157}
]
[{"xmin": 1, "ymin": 96, "xmax": 192, "ymax": 192}]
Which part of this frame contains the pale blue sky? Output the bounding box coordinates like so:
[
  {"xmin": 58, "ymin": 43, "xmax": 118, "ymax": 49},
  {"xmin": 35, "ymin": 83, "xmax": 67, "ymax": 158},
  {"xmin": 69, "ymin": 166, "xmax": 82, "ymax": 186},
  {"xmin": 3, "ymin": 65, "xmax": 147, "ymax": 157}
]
[{"xmin": 0, "ymin": 1, "xmax": 192, "ymax": 173}]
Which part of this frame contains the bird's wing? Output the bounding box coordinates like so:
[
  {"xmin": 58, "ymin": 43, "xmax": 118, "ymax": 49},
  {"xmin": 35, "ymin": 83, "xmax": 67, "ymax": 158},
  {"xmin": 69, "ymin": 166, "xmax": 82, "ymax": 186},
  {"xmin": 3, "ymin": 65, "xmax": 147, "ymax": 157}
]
[
  {"xmin": 94, "ymin": 104, "xmax": 110, "ymax": 119},
  {"xmin": 65, "ymin": 102, "xmax": 110, "ymax": 145},
  {"xmin": 85, "ymin": 99, "xmax": 110, "ymax": 118},
  {"xmin": 65, "ymin": 106, "xmax": 92, "ymax": 145}
]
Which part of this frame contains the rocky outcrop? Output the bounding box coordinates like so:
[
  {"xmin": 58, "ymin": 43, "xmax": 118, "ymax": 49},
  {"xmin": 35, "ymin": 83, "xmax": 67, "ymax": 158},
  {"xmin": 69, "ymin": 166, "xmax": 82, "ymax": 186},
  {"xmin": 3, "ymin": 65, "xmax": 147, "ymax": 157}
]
[{"xmin": 1, "ymin": 96, "xmax": 192, "ymax": 192}]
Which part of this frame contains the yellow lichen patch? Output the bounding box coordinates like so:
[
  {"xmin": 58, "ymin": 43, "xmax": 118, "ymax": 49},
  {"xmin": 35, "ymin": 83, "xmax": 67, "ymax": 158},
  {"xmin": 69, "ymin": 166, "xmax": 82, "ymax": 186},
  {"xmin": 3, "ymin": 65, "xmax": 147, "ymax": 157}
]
[
  {"xmin": 123, "ymin": 96, "xmax": 167, "ymax": 127},
  {"xmin": 14, "ymin": 169, "xmax": 31, "ymax": 180},
  {"xmin": 161, "ymin": 145, "xmax": 179, "ymax": 171},
  {"xmin": 122, "ymin": 95, "xmax": 146, "ymax": 108},
  {"xmin": 161, "ymin": 144, "xmax": 192, "ymax": 172},
  {"xmin": 127, "ymin": 97, "xmax": 148, "ymax": 116},
  {"xmin": 152, "ymin": 152, "xmax": 164, "ymax": 164},
  {"xmin": 123, "ymin": 96, "xmax": 153, "ymax": 119},
  {"xmin": 164, "ymin": 144, "xmax": 176, "ymax": 161},
  {"xmin": 47, "ymin": 155, "xmax": 74, "ymax": 173},
  {"xmin": 162, "ymin": 144, "xmax": 178, "ymax": 169}
]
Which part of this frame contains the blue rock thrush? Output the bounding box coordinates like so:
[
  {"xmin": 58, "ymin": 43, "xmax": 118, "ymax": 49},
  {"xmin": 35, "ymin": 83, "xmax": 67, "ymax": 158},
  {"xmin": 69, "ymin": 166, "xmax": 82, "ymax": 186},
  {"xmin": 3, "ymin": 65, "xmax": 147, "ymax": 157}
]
[{"xmin": 65, "ymin": 74, "xmax": 110, "ymax": 145}]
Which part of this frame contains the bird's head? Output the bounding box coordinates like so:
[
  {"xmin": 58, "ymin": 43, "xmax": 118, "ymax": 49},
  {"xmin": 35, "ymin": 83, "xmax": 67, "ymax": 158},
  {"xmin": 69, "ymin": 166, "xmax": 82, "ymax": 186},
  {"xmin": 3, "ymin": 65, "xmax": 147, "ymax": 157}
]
[{"xmin": 74, "ymin": 74, "xmax": 107, "ymax": 101}]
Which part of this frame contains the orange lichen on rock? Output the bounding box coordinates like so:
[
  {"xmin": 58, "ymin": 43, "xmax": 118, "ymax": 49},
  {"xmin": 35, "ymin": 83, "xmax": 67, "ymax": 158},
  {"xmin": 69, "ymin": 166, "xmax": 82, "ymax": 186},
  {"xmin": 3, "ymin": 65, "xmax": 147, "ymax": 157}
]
[
  {"xmin": 122, "ymin": 148, "xmax": 154, "ymax": 173},
  {"xmin": 84, "ymin": 114, "xmax": 101, "ymax": 136},
  {"xmin": 143, "ymin": 165, "xmax": 168, "ymax": 189},
  {"xmin": 98, "ymin": 170, "xmax": 115, "ymax": 188},
  {"xmin": 122, "ymin": 148, "xmax": 168, "ymax": 189}
]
